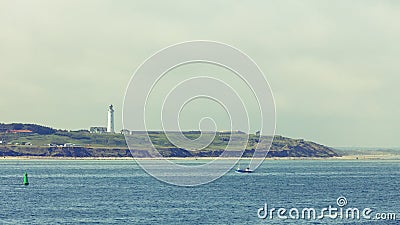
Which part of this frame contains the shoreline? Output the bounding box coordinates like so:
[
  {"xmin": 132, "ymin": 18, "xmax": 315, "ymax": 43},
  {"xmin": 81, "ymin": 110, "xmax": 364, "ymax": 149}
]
[{"xmin": 1, "ymin": 155, "xmax": 399, "ymax": 160}]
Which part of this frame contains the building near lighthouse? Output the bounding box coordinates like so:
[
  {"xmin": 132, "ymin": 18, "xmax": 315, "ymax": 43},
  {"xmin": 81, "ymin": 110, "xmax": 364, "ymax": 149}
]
[
  {"xmin": 107, "ymin": 104, "xmax": 115, "ymax": 133},
  {"xmin": 89, "ymin": 105, "xmax": 115, "ymax": 134}
]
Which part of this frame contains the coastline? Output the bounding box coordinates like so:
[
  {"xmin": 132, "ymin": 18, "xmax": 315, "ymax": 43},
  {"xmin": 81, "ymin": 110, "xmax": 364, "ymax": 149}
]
[{"xmin": 1, "ymin": 154, "xmax": 399, "ymax": 160}]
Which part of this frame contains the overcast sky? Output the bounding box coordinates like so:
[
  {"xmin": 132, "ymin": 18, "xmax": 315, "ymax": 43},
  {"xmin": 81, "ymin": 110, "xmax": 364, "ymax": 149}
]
[{"xmin": 1, "ymin": 0, "xmax": 399, "ymax": 147}]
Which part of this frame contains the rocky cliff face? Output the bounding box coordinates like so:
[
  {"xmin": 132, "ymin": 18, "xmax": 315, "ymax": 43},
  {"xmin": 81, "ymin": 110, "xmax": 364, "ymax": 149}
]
[
  {"xmin": 0, "ymin": 137, "xmax": 339, "ymax": 158},
  {"xmin": 0, "ymin": 124, "xmax": 339, "ymax": 157}
]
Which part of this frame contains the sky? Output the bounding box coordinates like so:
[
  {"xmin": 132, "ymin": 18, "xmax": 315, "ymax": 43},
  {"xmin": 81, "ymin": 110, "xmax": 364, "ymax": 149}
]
[{"xmin": 0, "ymin": 0, "xmax": 399, "ymax": 147}]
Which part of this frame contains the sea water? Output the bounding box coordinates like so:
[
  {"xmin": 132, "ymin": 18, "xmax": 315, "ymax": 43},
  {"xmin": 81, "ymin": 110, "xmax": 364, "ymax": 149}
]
[{"xmin": 0, "ymin": 159, "xmax": 399, "ymax": 224}]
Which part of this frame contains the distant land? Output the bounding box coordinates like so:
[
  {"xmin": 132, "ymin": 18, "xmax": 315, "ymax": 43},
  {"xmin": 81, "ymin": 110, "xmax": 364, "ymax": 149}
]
[
  {"xmin": 334, "ymin": 147, "xmax": 400, "ymax": 157},
  {"xmin": 0, "ymin": 123, "xmax": 340, "ymax": 158}
]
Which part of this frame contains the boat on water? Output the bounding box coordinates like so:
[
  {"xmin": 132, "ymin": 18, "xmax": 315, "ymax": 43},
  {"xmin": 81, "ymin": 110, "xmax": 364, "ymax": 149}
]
[{"xmin": 235, "ymin": 167, "xmax": 253, "ymax": 173}]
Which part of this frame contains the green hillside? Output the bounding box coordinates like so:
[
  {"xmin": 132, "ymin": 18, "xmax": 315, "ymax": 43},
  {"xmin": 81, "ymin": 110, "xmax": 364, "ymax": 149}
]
[{"xmin": 0, "ymin": 123, "xmax": 339, "ymax": 158}]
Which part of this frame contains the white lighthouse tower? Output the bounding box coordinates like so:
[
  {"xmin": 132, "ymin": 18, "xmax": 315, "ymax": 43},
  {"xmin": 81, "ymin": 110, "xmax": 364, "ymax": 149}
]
[{"xmin": 107, "ymin": 104, "xmax": 115, "ymax": 133}]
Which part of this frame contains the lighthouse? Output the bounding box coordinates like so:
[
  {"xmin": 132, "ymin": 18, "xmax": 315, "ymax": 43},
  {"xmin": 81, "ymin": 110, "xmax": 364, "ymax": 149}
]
[{"xmin": 107, "ymin": 105, "xmax": 115, "ymax": 133}]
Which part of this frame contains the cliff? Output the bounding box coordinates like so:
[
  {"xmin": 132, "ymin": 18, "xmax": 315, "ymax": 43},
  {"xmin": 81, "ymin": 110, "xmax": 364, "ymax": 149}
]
[
  {"xmin": 0, "ymin": 123, "xmax": 339, "ymax": 158},
  {"xmin": 0, "ymin": 135, "xmax": 338, "ymax": 158}
]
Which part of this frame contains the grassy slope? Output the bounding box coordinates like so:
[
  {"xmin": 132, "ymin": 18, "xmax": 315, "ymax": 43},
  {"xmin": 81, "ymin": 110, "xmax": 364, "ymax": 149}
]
[
  {"xmin": 0, "ymin": 131, "xmax": 338, "ymax": 157},
  {"xmin": 2, "ymin": 132, "xmax": 126, "ymax": 147}
]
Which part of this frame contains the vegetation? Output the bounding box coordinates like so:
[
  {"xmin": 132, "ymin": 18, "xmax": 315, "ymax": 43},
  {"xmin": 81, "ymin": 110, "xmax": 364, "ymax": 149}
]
[
  {"xmin": 0, "ymin": 123, "xmax": 339, "ymax": 157},
  {"xmin": 0, "ymin": 132, "xmax": 126, "ymax": 147},
  {"xmin": 0, "ymin": 123, "xmax": 55, "ymax": 135}
]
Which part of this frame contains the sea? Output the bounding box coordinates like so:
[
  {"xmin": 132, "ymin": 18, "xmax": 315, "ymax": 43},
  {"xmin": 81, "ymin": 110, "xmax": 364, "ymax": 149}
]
[{"xmin": 0, "ymin": 159, "xmax": 399, "ymax": 224}]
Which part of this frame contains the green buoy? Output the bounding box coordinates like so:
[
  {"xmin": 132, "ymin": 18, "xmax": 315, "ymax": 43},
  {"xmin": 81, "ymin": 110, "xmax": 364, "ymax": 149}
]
[{"xmin": 23, "ymin": 172, "xmax": 29, "ymax": 185}]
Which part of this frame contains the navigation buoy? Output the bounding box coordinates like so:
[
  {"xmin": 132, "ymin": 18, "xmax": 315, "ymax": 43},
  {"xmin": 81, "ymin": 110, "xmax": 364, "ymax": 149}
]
[{"xmin": 23, "ymin": 172, "xmax": 29, "ymax": 185}]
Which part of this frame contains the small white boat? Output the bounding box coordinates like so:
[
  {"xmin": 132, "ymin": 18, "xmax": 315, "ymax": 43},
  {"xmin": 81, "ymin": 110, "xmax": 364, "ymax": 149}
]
[{"xmin": 235, "ymin": 167, "xmax": 253, "ymax": 173}]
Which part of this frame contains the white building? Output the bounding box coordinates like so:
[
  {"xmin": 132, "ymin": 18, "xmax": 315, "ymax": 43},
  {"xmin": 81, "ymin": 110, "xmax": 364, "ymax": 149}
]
[
  {"xmin": 107, "ymin": 104, "xmax": 115, "ymax": 133},
  {"xmin": 120, "ymin": 129, "xmax": 130, "ymax": 135}
]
